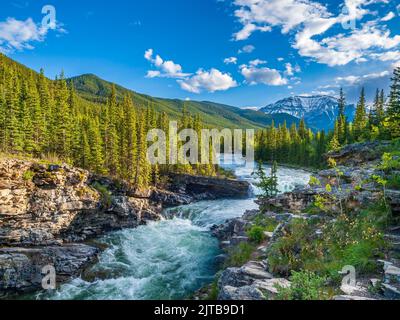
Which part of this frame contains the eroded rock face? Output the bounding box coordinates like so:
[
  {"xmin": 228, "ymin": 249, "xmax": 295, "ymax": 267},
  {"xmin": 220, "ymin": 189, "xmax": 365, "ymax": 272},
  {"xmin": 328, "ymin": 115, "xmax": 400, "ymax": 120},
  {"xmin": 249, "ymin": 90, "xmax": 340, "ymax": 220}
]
[
  {"xmin": 0, "ymin": 159, "xmax": 163, "ymax": 246},
  {"xmin": 0, "ymin": 245, "xmax": 99, "ymax": 296}
]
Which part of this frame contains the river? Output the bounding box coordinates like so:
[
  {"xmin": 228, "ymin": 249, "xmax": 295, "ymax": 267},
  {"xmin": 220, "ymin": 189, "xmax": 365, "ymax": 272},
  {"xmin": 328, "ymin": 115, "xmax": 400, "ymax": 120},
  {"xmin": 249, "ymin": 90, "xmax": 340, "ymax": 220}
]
[{"xmin": 36, "ymin": 164, "xmax": 311, "ymax": 300}]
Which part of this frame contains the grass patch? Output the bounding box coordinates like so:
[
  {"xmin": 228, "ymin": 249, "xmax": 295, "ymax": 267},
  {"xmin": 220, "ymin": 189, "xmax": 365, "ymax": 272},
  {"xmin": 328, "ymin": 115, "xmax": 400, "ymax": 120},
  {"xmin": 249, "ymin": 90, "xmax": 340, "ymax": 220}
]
[
  {"xmin": 224, "ymin": 243, "xmax": 257, "ymax": 268},
  {"xmin": 22, "ymin": 170, "xmax": 35, "ymax": 181},
  {"xmin": 204, "ymin": 276, "xmax": 220, "ymax": 300},
  {"xmin": 268, "ymin": 201, "xmax": 390, "ymax": 282}
]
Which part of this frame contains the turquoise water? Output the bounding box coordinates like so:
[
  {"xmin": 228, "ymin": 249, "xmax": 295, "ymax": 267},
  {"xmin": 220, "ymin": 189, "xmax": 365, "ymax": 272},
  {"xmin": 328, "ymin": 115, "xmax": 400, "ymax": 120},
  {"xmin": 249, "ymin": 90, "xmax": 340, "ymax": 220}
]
[{"xmin": 36, "ymin": 165, "xmax": 310, "ymax": 300}]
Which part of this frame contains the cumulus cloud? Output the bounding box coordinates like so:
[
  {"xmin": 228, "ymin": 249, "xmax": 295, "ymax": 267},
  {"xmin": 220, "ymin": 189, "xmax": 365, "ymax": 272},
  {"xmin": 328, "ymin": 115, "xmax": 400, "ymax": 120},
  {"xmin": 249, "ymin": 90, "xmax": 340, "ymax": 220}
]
[
  {"xmin": 240, "ymin": 64, "xmax": 287, "ymax": 86},
  {"xmin": 145, "ymin": 49, "xmax": 237, "ymax": 93},
  {"xmin": 231, "ymin": 0, "xmax": 400, "ymax": 67},
  {"xmin": 178, "ymin": 68, "xmax": 238, "ymax": 93},
  {"xmin": 0, "ymin": 17, "xmax": 55, "ymax": 53},
  {"xmin": 224, "ymin": 57, "xmax": 238, "ymax": 64},
  {"xmin": 144, "ymin": 49, "xmax": 190, "ymax": 78}
]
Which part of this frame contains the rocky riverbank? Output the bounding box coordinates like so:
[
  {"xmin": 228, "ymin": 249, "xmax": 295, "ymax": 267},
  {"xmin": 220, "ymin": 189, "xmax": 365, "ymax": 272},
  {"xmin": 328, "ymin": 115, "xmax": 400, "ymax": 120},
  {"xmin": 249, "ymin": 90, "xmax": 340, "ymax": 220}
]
[
  {"xmin": 202, "ymin": 141, "xmax": 400, "ymax": 301},
  {"xmin": 0, "ymin": 157, "xmax": 250, "ymax": 297}
]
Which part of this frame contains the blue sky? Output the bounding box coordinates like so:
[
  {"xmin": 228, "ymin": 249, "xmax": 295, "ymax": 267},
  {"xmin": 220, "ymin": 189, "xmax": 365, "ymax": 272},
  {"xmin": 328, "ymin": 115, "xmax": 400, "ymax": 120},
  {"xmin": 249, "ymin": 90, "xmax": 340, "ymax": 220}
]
[{"xmin": 1, "ymin": 0, "xmax": 400, "ymax": 107}]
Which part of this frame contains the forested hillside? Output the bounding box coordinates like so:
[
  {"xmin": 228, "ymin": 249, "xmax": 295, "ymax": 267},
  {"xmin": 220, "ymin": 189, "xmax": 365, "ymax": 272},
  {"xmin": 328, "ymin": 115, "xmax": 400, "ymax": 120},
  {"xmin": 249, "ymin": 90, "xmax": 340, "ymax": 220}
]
[
  {"xmin": 0, "ymin": 54, "xmax": 219, "ymax": 188},
  {"xmin": 68, "ymin": 73, "xmax": 299, "ymax": 130}
]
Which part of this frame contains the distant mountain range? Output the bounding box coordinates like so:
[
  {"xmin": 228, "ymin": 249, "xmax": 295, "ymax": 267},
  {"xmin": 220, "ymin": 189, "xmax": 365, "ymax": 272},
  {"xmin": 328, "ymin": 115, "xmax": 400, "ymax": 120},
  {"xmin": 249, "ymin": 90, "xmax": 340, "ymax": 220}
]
[{"xmin": 260, "ymin": 95, "xmax": 356, "ymax": 131}]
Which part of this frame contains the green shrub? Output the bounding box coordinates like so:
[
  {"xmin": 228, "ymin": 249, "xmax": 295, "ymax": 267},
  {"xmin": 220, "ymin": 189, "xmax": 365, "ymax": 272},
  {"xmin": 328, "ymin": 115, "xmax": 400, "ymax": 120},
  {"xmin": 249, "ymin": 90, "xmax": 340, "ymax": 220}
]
[
  {"xmin": 276, "ymin": 271, "xmax": 330, "ymax": 300},
  {"xmin": 22, "ymin": 170, "xmax": 35, "ymax": 181},
  {"xmin": 380, "ymin": 152, "xmax": 400, "ymax": 172},
  {"xmin": 247, "ymin": 226, "xmax": 266, "ymax": 244},
  {"xmin": 224, "ymin": 243, "xmax": 256, "ymax": 268}
]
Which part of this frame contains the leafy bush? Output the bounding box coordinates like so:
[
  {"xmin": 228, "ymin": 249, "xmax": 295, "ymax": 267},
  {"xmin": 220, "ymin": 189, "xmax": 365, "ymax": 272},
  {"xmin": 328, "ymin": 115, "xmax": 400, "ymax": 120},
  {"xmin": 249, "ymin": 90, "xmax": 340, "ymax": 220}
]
[
  {"xmin": 276, "ymin": 271, "xmax": 330, "ymax": 300},
  {"xmin": 380, "ymin": 152, "xmax": 400, "ymax": 172},
  {"xmin": 247, "ymin": 226, "xmax": 266, "ymax": 244}
]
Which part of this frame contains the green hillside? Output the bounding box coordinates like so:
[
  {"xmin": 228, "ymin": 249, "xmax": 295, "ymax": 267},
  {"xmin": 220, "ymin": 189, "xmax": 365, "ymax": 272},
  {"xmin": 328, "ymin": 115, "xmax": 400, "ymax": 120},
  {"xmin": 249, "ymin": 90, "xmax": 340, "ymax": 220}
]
[{"xmin": 68, "ymin": 74, "xmax": 299, "ymax": 129}]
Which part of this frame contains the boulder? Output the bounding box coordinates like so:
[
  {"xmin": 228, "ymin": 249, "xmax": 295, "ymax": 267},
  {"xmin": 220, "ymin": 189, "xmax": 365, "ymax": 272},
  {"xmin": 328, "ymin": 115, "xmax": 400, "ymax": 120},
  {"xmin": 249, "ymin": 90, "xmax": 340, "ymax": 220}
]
[
  {"xmin": 253, "ymin": 278, "xmax": 291, "ymax": 297},
  {"xmin": 218, "ymin": 285, "xmax": 265, "ymax": 301}
]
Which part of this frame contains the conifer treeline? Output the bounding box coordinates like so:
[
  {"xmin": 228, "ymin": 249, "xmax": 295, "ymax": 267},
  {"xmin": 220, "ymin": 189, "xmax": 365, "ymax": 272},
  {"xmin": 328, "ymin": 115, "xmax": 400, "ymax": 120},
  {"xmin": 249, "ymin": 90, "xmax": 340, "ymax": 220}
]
[
  {"xmin": 0, "ymin": 55, "xmax": 216, "ymax": 188},
  {"xmin": 255, "ymin": 67, "xmax": 400, "ymax": 168}
]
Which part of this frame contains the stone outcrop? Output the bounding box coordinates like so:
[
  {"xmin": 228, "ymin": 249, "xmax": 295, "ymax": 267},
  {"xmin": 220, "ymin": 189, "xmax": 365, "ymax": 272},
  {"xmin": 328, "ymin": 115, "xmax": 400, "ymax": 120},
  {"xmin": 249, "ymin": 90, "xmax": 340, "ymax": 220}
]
[
  {"xmin": 218, "ymin": 260, "xmax": 291, "ymax": 300},
  {"xmin": 168, "ymin": 174, "xmax": 250, "ymax": 201},
  {"xmin": 325, "ymin": 141, "xmax": 391, "ymax": 166},
  {"xmin": 0, "ymin": 245, "xmax": 99, "ymax": 297},
  {"xmin": 0, "ymin": 159, "xmax": 162, "ymax": 246}
]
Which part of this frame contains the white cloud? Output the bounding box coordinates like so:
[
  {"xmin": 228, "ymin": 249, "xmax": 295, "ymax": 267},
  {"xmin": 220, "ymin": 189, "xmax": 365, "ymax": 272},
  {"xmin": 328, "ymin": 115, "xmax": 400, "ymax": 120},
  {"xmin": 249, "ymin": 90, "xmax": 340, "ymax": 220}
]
[
  {"xmin": 144, "ymin": 49, "xmax": 190, "ymax": 78},
  {"xmin": 0, "ymin": 17, "xmax": 51, "ymax": 53},
  {"xmin": 238, "ymin": 44, "xmax": 255, "ymax": 54},
  {"xmin": 372, "ymin": 50, "xmax": 400, "ymax": 62},
  {"xmin": 277, "ymin": 57, "xmax": 285, "ymax": 62},
  {"xmin": 234, "ymin": 23, "xmax": 271, "ymax": 41},
  {"xmin": 381, "ymin": 11, "xmax": 395, "ymax": 22},
  {"xmin": 335, "ymin": 70, "xmax": 390, "ymax": 85},
  {"xmin": 249, "ymin": 59, "xmax": 267, "ymax": 66},
  {"xmin": 284, "ymin": 62, "xmax": 301, "ymax": 76},
  {"xmin": 231, "ymin": 0, "xmax": 400, "ymax": 67},
  {"xmin": 240, "ymin": 64, "xmax": 287, "ymax": 86},
  {"xmin": 178, "ymin": 68, "xmax": 238, "ymax": 93},
  {"xmin": 224, "ymin": 57, "xmax": 238, "ymax": 64}
]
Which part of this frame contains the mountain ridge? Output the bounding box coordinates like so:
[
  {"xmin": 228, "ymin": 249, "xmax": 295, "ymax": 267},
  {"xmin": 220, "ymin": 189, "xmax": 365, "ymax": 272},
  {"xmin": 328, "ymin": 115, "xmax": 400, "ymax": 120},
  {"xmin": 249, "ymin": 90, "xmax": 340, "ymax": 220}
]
[{"xmin": 260, "ymin": 95, "xmax": 356, "ymax": 131}]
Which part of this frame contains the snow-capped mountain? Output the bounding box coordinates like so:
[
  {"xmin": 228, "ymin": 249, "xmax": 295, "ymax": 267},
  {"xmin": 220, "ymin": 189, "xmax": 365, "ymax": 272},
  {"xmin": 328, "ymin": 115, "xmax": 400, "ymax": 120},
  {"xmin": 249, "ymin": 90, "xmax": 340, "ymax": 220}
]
[{"xmin": 259, "ymin": 95, "xmax": 355, "ymax": 131}]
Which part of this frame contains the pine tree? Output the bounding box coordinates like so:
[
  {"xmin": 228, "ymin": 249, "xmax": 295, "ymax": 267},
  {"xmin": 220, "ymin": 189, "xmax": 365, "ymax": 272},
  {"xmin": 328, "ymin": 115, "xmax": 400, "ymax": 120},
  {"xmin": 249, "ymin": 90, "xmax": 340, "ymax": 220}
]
[
  {"xmin": 53, "ymin": 72, "xmax": 72, "ymax": 157},
  {"xmin": 337, "ymin": 88, "xmax": 347, "ymax": 144},
  {"xmin": 353, "ymin": 88, "xmax": 367, "ymax": 141},
  {"xmin": 387, "ymin": 67, "xmax": 400, "ymax": 138}
]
